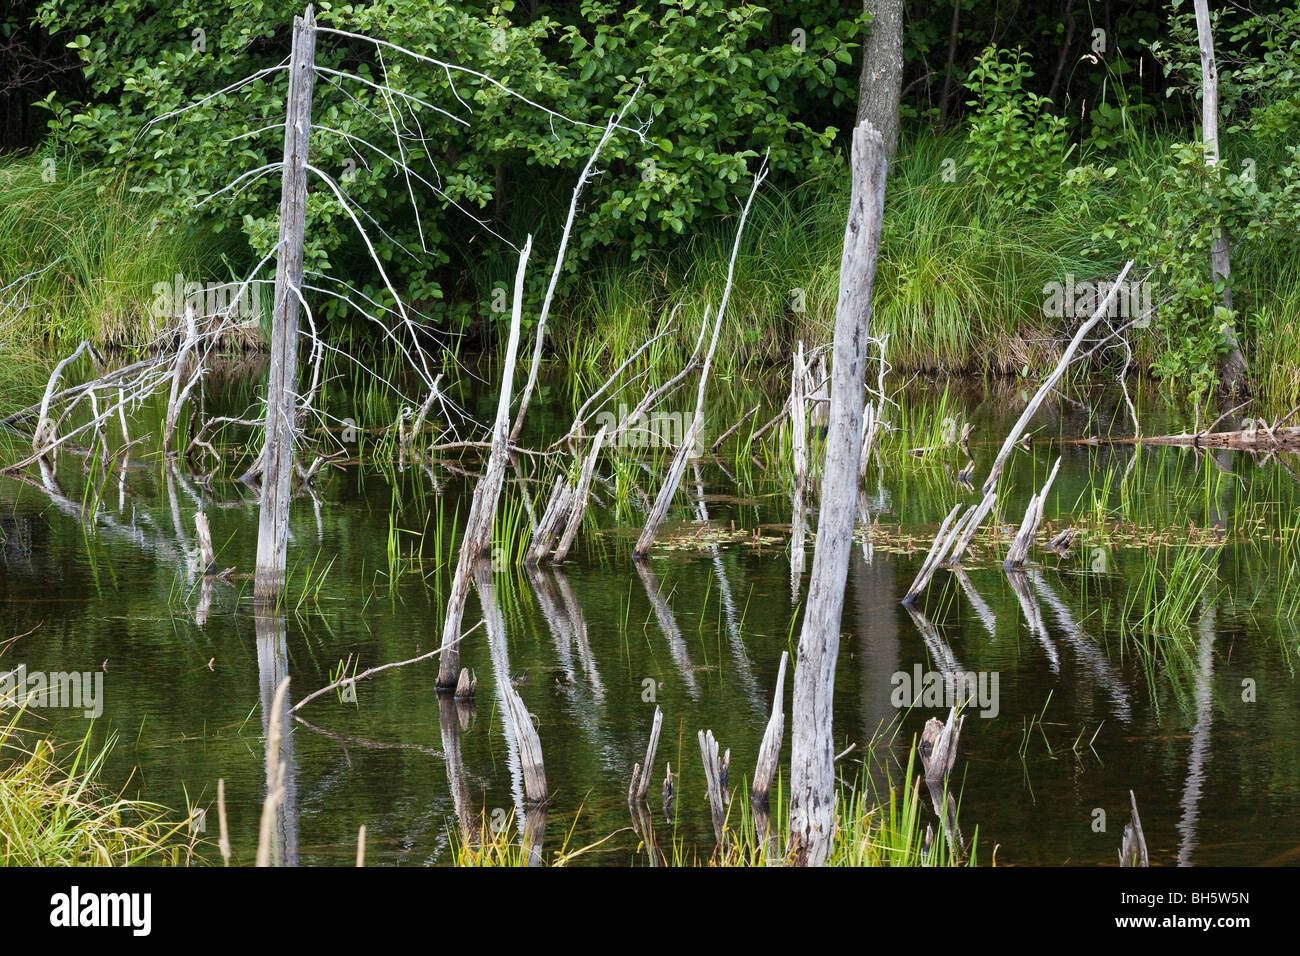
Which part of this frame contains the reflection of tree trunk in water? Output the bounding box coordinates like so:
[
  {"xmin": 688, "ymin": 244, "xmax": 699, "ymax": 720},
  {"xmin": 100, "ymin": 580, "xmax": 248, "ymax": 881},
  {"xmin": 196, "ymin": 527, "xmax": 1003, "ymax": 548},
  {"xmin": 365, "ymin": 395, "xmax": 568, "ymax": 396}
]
[
  {"xmin": 954, "ymin": 569, "xmax": 997, "ymax": 641},
  {"xmin": 633, "ymin": 559, "xmax": 700, "ymax": 700},
  {"xmin": 905, "ymin": 605, "xmax": 962, "ymax": 675},
  {"xmin": 1005, "ymin": 569, "xmax": 1060, "ymax": 674},
  {"xmin": 1178, "ymin": 601, "xmax": 1216, "ymax": 866},
  {"xmin": 628, "ymin": 799, "xmax": 666, "ymax": 867},
  {"xmin": 1028, "ymin": 568, "xmax": 1131, "ymax": 723},
  {"xmin": 690, "ymin": 461, "xmax": 762, "ymax": 713},
  {"xmin": 255, "ymin": 612, "xmax": 298, "ymax": 866},
  {"xmin": 473, "ymin": 560, "xmax": 546, "ymax": 864},
  {"xmin": 922, "ymin": 780, "xmax": 965, "ymax": 864},
  {"xmin": 436, "ymin": 693, "xmax": 479, "ymax": 848},
  {"xmin": 1178, "ymin": 455, "xmax": 1230, "ymax": 865},
  {"xmin": 850, "ymin": 548, "xmax": 899, "ymax": 809}
]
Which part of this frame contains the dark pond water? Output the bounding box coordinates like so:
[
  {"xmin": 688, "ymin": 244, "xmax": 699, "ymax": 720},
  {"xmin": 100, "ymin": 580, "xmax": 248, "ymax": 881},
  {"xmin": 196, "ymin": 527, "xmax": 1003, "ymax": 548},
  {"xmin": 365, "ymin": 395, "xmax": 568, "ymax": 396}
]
[{"xmin": 2, "ymin": 365, "xmax": 1298, "ymax": 865}]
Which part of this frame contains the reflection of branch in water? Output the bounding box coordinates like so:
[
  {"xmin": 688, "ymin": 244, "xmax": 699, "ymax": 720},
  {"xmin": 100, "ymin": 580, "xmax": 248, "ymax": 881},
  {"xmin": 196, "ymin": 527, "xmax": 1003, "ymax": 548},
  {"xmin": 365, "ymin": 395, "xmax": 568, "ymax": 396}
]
[
  {"xmin": 1028, "ymin": 568, "xmax": 1131, "ymax": 722},
  {"xmin": 953, "ymin": 569, "xmax": 997, "ymax": 641},
  {"xmin": 689, "ymin": 461, "xmax": 762, "ymax": 713},
  {"xmin": 437, "ymin": 693, "xmax": 480, "ymax": 847},
  {"xmin": 1004, "ymin": 569, "xmax": 1059, "ymax": 674},
  {"xmin": 904, "ymin": 605, "xmax": 962, "ymax": 675},
  {"xmin": 633, "ymin": 559, "xmax": 700, "ymax": 700},
  {"xmin": 292, "ymin": 713, "xmax": 445, "ymax": 757},
  {"xmin": 1177, "ymin": 602, "xmax": 1216, "ymax": 867}
]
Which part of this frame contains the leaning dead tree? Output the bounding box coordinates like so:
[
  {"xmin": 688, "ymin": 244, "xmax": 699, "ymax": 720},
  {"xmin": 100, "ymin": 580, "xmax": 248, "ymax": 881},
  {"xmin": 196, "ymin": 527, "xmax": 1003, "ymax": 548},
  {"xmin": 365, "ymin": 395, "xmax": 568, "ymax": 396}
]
[
  {"xmin": 633, "ymin": 156, "xmax": 768, "ymax": 558},
  {"xmin": 436, "ymin": 238, "xmax": 531, "ymax": 691},
  {"xmin": 981, "ymin": 260, "xmax": 1133, "ymax": 494},
  {"xmin": 788, "ymin": 120, "xmax": 888, "ymax": 867}
]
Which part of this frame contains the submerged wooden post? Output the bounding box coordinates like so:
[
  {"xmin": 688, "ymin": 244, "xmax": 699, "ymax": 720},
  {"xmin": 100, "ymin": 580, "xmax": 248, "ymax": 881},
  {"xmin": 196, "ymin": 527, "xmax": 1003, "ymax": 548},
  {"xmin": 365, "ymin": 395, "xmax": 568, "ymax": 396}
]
[
  {"xmin": 789, "ymin": 120, "xmax": 888, "ymax": 867},
  {"xmin": 254, "ymin": 6, "xmax": 317, "ymax": 604}
]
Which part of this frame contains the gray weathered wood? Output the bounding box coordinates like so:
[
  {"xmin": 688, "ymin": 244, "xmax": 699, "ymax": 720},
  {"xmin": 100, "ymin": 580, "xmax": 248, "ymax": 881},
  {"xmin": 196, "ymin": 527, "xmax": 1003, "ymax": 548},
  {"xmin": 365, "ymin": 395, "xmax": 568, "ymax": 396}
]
[
  {"xmin": 163, "ymin": 307, "xmax": 200, "ymax": 456},
  {"xmin": 1193, "ymin": 0, "xmax": 1247, "ymax": 391},
  {"xmin": 254, "ymin": 6, "xmax": 317, "ymax": 603},
  {"xmin": 751, "ymin": 650, "xmax": 788, "ymax": 807},
  {"xmin": 32, "ymin": 340, "xmax": 91, "ymax": 458},
  {"xmin": 919, "ymin": 706, "xmax": 965, "ymax": 783},
  {"xmin": 1119, "ymin": 789, "xmax": 1149, "ymax": 866},
  {"xmin": 629, "ymin": 704, "xmax": 663, "ymax": 804},
  {"xmin": 980, "ymin": 261, "xmax": 1132, "ymax": 495},
  {"xmin": 857, "ymin": 0, "xmax": 904, "ymax": 158},
  {"xmin": 948, "ymin": 490, "xmax": 997, "ymax": 565},
  {"xmin": 901, "ymin": 503, "xmax": 962, "ymax": 606},
  {"xmin": 1003, "ymin": 456, "xmax": 1061, "ymax": 570},
  {"xmin": 790, "ymin": 341, "xmax": 807, "ymax": 486},
  {"xmin": 698, "ymin": 729, "xmax": 730, "ymax": 846},
  {"xmin": 788, "ymin": 121, "xmax": 888, "ymax": 867},
  {"xmin": 552, "ymin": 425, "xmax": 606, "ymax": 564},
  {"xmin": 436, "ymin": 237, "xmax": 532, "ymax": 687},
  {"xmin": 527, "ymin": 476, "xmax": 572, "ymax": 565}
]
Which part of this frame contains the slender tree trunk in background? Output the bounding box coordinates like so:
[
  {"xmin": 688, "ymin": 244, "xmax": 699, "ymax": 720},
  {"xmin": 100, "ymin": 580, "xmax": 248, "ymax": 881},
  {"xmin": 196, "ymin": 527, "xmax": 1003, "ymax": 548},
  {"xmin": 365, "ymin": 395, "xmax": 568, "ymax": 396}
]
[
  {"xmin": 938, "ymin": 0, "xmax": 962, "ymax": 123},
  {"xmin": 858, "ymin": 0, "xmax": 904, "ymax": 158},
  {"xmin": 788, "ymin": 121, "xmax": 888, "ymax": 867},
  {"xmin": 1194, "ymin": 0, "xmax": 1248, "ymax": 393},
  {"xmin": 1047, "ymin": 0, "xmax": 1076, "ymax": 105}
]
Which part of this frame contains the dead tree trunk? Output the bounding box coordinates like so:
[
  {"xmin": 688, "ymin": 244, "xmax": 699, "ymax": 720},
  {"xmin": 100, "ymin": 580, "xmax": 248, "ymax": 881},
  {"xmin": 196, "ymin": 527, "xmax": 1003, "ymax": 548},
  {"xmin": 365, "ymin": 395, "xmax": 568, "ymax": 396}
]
[
  {"xmin": 1003, "ymin": 456, "xmax": 1062, "ymax": 569},
  {"xmin": 254, "ymin": 6, "xmax": 317, "ymax": 604},
  {"xmin": 1193, "ymin": 0, "xmax": 1248, "ymax": 393},
  {"xmin": 790, "ymin": 342, "xmax": 807, "ymax": 486},
  {"xmin": 981, "ymin": 260, "xmax": 1132, "ymax": 494},
  {"xmin": 788, "ymin": 121, "xmax": 888, "ymax": 867},
  {"xmin": 436, "ymin": 238, "xmax": 533, "ymax": 688},
  {"xmin": 751, "ymin": 651, "xmax": 788, "ymax": 807}
]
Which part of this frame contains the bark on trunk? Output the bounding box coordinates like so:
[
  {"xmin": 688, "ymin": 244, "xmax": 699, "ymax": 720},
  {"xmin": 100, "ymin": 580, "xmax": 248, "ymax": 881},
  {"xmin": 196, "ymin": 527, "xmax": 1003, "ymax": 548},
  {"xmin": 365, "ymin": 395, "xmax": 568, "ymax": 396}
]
[
  {"xmin": 857, "ymin": 0, "xmax": 904, "ymax": 158},
  {"xmin": 787, "ymin": 121, "xmax": 888, "ymax": 866}
]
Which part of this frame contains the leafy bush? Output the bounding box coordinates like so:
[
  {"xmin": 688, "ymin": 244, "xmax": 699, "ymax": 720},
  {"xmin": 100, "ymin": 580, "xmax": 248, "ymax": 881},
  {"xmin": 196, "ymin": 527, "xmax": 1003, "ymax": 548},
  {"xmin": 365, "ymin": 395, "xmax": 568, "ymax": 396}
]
[
  {"xmin": 33, "ymin": 0, "xmax": 859, "ymax": 326},
  {"xmin": 961, "ymin": 46, "xmax": 1070, "ymax": 206}
]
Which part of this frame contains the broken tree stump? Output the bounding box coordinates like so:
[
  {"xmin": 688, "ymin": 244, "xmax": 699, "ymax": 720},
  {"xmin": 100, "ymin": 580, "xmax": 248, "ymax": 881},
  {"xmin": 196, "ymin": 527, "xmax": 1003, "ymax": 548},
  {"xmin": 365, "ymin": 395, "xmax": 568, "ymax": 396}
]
[
  {"xmin": 1003, "ymin": 456, "xmax": 1062, "ymax": 570},
  {"xmin": 1119, "ymin": 789, "xmax": 1149, "ymax": 867}
]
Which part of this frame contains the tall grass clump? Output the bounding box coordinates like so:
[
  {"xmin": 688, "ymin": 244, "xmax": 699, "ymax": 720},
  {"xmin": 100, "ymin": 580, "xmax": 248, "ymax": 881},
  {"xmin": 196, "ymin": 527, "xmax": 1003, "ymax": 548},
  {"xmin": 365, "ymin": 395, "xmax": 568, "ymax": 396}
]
[
  {"xmin": 0, "ymin": 717, "xmax": 195, "ymax": 865},
  {"xmin": 0, "ymin": 152, "xmax": 219, "ymax": 349}
]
